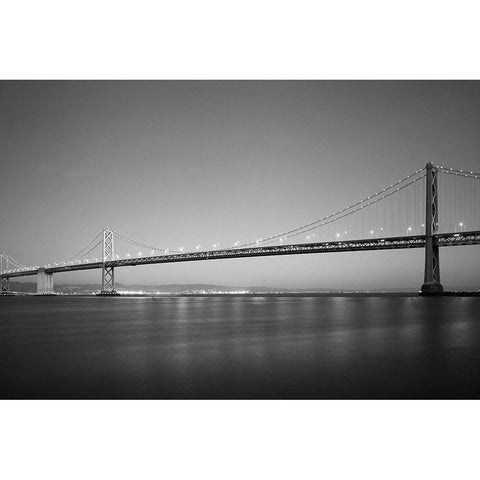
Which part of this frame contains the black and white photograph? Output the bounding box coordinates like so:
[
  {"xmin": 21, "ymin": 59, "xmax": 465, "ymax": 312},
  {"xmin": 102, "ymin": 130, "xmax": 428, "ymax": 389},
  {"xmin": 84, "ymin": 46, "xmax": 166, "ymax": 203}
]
[
  {"xmin": 1, "ymin": 2, "xmax": 479, "ymax": 479},
  {"xmin": 2, "ymin": 79, "xmax": 480, "ymax": 400}
]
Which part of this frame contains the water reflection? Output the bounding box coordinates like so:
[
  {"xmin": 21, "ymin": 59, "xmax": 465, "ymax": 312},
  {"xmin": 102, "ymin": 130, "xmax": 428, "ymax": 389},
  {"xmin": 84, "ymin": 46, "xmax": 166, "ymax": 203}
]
[{"xmin": 1, "ymin": 296, "xmax": 480, "ymax": 398}]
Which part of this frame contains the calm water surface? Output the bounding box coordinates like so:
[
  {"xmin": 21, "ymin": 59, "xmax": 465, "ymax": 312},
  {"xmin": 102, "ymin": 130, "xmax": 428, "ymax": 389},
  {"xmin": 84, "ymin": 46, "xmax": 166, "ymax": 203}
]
[{"xmin": 1, "ymin": 296, "xmax": 479, "ymax": 399}]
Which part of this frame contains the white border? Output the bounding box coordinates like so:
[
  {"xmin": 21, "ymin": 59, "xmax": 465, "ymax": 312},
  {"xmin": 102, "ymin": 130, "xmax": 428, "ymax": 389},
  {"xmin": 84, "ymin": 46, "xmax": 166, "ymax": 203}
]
[
  {"xmin": 1, "ymin": 0, "xmax": 480, "ymax": 79},
  {"xmin": 0, "ymin": 400, "xmax": 478, "ymax": 479},
  {"xmin": 1, "ymin": 1, "xmax": 479, "ymax": 478}
]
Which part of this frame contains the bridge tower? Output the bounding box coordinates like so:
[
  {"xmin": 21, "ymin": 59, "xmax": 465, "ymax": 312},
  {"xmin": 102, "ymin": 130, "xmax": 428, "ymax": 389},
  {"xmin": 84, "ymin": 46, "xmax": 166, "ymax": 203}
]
[
  {"xmin": 99, "ymin": 227, "xmax": 119, "ymax": 296},
  {"xmin": 1, "ymin": 277, "xmax": 10, "ymax": 294},
  {"xmin": 1, "ymin": 276, "xmax": 9, "ymax": 294},
  {"xmin": 1, "ymin": 253, "xmax": 13, "ymax": 295},
  {"xmin": 421, "ymin": 162, "xmax": 444, "ymax": 294}
]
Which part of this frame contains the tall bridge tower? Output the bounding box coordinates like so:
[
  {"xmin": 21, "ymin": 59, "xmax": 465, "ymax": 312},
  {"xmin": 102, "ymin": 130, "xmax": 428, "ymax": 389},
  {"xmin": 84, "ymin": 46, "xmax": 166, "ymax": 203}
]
[
  {"xmin": 1, "ymin": 254, "xmax": 11, "ymax": 294},
  {"xmin": 421, "ymin": 162, "xmax": 443, "ymax": 294},
  {"xmin": 99, "ymin": 227, "xmax": 119, "ymax": 296}
]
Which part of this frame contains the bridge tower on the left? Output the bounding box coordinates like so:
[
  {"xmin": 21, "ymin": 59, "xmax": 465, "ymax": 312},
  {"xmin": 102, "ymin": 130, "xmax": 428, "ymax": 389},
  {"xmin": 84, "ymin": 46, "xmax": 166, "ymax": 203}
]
[
  {"xmin": 1, "ymin": 253, "xmax": 13, "ymax": 295},
  {"xmin": 98, "ymin": 227, "xmax": 119, "ymax": 296}
]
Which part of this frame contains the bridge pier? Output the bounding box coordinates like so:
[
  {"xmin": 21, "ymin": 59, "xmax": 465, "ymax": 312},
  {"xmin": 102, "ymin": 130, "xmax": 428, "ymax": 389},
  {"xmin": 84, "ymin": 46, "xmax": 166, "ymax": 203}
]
[
  {"xmin": 421, "ymin": 162, "xmax": 444, "ymax": 295},
  {"xmin": 36, "ymin": 268, "xmax": 56, "ymax": 295}
]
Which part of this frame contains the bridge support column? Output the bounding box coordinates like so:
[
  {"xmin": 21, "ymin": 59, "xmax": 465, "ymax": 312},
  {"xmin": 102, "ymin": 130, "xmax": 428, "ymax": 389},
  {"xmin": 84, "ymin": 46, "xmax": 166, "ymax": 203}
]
[
  {"xmin": 1, "ymin": 277, "xmax": 14, "ymax": 295},
  {"xmin": 421, "ymin": 162, "xmax": 444, "ymax": 295},
  {"xmin": 97, "ymin": 228, "xmax": 120, "ymax": 296},
  {"xmin": 98, "ymin": 265, "xmax": 119, "ymax": 296},
  {"xmin": 36, "ymin": 268, "xmax": 56, "ymax": 295}
]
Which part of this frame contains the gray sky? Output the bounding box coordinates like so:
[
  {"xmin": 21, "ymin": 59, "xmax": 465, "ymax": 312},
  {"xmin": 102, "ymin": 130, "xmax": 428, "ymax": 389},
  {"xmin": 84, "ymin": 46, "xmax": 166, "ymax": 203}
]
[{"xmin": 1, "ymin": 81, "xmax": 480, "ymax": 289}]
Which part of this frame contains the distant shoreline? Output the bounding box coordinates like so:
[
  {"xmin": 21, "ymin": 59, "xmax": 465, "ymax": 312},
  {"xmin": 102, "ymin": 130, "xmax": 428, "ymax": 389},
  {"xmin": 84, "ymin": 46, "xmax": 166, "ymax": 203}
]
[{"xmin": 5, "ymin": 291, "xmax": 480, "ymax": 297}]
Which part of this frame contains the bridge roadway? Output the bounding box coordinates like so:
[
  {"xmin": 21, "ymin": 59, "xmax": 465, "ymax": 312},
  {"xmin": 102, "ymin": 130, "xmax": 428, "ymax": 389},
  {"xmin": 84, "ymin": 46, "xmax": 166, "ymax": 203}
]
[{"xmin": 2, "ymin": 230, "xmax": 480, "ymax": 280}]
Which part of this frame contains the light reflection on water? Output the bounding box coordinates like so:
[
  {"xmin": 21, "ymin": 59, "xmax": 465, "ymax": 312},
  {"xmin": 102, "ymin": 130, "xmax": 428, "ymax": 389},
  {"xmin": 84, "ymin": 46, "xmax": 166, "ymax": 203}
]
[{"xmin": 1, "ymin": 296, "xmax": 480, "ymax": 399}]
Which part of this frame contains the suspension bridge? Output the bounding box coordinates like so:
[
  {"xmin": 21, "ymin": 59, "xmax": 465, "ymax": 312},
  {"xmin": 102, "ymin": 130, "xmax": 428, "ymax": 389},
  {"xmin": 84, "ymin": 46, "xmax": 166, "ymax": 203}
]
[{"xmin": 2, "ymin": 162, "xmax": 480, "ymax": 296}]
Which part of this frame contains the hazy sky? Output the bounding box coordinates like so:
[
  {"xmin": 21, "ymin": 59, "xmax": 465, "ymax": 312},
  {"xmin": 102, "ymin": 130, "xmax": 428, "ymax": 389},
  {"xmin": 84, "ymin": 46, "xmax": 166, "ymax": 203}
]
[{"xmin": 1, "ymin": 81, "xmax": 480, "ymax": 289}]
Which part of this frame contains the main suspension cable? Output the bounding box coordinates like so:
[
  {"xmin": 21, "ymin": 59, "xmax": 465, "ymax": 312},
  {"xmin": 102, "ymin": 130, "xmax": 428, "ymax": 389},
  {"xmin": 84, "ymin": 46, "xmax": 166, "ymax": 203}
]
[
  {"xmin": 63, "ymin": 231, "xmax": 103, "ymax": 263},
  {"xmin": 112, "ymin": 230, "xmax": 182, "ymax": 254},
  {"xmin": 234, "ymin": 168, "xmax": 426, "ymax": 248}
]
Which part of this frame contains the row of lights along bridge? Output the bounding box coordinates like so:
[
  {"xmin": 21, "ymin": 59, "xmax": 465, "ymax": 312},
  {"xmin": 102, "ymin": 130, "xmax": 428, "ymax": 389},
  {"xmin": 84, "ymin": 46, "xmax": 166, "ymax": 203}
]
[{"xmin": 2, "ymin": 221, "xmax": 470, "ymax": 274}]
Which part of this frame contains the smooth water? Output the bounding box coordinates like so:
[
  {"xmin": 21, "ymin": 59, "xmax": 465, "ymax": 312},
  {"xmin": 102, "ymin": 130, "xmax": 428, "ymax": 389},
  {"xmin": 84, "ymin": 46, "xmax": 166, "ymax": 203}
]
[{"xmin": 1, "ymin": 295, "xmax": 479, "ymax": 399}]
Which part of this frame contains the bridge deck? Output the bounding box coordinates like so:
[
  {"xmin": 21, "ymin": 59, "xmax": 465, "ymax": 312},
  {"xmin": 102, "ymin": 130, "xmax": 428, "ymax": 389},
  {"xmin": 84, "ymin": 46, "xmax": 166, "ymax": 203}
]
[{"xmin": 2, "ymin": 231, "xmax": 480, "ymax": 279}]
